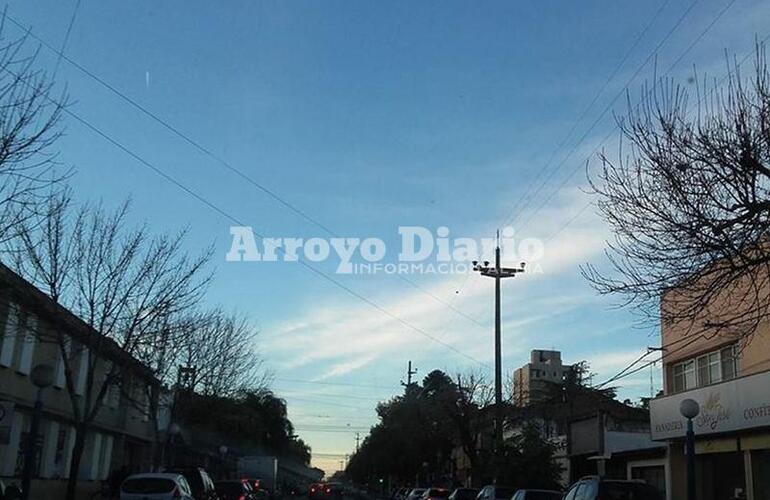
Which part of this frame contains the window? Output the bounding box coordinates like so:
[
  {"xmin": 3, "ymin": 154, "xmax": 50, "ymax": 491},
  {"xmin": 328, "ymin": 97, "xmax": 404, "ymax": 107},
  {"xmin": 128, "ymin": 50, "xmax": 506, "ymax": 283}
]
[
  {"xmin": 673, "ymin": 359, "xmax": 695, "ymax": 392},
  {"xmin": 672, "ymin": 343, "xmax": 739, "ymax": 392},
  {"xmin": 721, "ymin": 345, "xmax": 738, "ymax": 380}
]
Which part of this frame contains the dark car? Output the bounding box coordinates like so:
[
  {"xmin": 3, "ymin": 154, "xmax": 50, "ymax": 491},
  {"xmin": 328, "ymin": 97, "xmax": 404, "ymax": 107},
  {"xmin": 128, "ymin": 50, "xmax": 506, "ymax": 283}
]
[
  {"xmin": 448, "ymin": 489, "xmax": 479, "ymax": 500},
  {"xmin": 321, "ymin": 483, "xmax": 344, "ymax": 499},
  {"xmin": 0, "ymin": 480, "xmax": 22, "ymax": 500},
  {"xmin": 510, "ymin": 490, "xmax": 562, "ymax": 500},
  {"xmin": 215, "ymin": 480, "xmax": 256, "ymax": 500},
  {"xmin": 166, "ymin": 467, "xmax": 219, "ymax": 500},
  {"xmin": 563, "ymin": 477, "xmax": 662, "ymax": 500},
  {"xmin": 309, "ymin": 483, "xmax": 325, "ymax": 498},
  {"xmin": 423, "ymin": 489, "xmax": 451, "ymax": 500},
  {"xmin": 477, "ymin": 486, "xmax": 517, "ymax": 500}
]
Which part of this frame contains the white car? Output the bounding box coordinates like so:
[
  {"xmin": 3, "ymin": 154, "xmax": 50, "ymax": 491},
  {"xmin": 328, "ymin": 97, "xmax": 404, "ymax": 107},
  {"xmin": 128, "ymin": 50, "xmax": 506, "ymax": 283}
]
[
  {"xmin": 407, "ymin": 489, "xmax": 428, "ymax": 500},
  {"xmin": 120, "ymin": 473, "xmax": 194, "ymax": 500}
]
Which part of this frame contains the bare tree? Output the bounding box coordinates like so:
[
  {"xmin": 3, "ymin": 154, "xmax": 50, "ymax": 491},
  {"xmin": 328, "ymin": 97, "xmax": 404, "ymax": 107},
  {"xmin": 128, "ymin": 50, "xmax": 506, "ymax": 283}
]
[
  {"xmin": 584, "ymin": 45, "xmax": 770, "ymax": 342},
  {"xmin": 175, "ymin": 308, "xmax": 263, "ymax": 397},
  {"xmin": 452, "ymin": 370, "xmax": 494, "ymax": 485},
  {"xmin": 0, "ymin": 26, "xmax": 68, "ymax": 243},
  {"xmin": 12, "ymin": 193, "xmax": 211, "ymax": 500}
]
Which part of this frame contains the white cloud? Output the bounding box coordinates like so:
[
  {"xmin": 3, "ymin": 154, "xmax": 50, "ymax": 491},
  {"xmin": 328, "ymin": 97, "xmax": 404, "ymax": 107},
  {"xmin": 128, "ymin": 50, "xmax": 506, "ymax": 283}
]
[{"xmin": 261, "ymin": 188, "xmax": 610, "ymax": 379}]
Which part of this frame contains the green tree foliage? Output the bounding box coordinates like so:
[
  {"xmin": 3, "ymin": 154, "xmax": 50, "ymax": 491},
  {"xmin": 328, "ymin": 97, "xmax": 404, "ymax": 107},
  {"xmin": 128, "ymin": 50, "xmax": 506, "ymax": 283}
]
[
  {"xmin": 182, "ymin": 388, "xmax": 311, "ymax": 465},
  {"xmin": 498, "ymin": 423, "xmax": 563, "ymax": 490}
]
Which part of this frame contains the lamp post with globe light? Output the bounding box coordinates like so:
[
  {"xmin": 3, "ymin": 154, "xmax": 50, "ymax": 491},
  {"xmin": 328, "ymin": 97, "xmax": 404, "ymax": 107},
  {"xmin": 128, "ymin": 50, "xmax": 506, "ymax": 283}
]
[
  {"xmin": 20, "ymin": 364, "xmax": 54, "ymax": 500},
  {"xmin": 166, "ymin": 423, "xmax": 181, "ymax": 467},
  {"xmin": 680, "ymin": 398, "xmax": 700, "ymax": 500}
]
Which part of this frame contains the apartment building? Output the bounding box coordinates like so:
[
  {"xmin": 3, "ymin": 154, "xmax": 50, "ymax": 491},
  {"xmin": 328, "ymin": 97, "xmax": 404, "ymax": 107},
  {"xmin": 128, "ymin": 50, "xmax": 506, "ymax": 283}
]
[
  {"xmin": 0, "ymin": 264, "xmax": 160, "ymax": 498},
  {"xmin": 512, "ymin": 349, "xmax": 571, "ymax": 406},
  {"xmin": 650, "ymin": 279, "xmax": 770, "ymax": 500}
]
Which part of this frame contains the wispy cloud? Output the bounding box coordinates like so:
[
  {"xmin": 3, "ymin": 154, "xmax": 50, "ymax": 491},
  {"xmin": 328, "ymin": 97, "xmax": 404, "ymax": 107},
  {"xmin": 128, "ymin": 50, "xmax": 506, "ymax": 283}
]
[{"xmin": 261, "ymin": 189, "xmax": 609, "ymax": 379}]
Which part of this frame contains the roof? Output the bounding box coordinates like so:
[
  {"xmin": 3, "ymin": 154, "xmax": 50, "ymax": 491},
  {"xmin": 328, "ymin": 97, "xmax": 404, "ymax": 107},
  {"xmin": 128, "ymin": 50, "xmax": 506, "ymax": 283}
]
[{"xmin": 0, "ymin": 263, "xmax": 159, "ymax": 384}]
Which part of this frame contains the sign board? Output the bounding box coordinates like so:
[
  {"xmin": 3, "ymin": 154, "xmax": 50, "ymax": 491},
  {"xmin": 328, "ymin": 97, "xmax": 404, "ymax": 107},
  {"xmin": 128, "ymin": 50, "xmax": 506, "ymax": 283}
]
[
  {"xmin": 650, "ymin": 370, "xmax": 770, "ymax": 440},
  {"xmin": 0, "ymin": 401, "xmax": 14, "ymax": 444}
]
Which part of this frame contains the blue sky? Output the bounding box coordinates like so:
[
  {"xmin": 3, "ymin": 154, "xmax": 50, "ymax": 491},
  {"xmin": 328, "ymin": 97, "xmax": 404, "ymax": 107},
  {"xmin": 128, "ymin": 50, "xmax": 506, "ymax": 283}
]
[{"xmin": 14, "ymin": 0, "xmax": 770, "ymax": 474}]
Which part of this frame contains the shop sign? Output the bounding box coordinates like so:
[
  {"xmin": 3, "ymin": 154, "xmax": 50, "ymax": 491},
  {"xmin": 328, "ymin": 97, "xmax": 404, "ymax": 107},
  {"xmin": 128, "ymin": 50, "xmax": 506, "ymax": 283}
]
[{"xmin": 650, "ymin": 370, "xmax": 770, "ymax": 440}]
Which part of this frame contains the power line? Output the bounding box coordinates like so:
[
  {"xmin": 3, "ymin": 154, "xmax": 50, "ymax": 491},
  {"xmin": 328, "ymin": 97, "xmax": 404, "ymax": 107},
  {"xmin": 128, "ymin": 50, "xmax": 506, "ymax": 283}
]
[
  {"xmin": 0, "ymin": 60, "xmax": 491, "ymax": 369},
  {"xmin": 513, "ymin": 0, "xmax": 737, "ymax": 238},
  {"xmin": 500, "ymin": 0, "xmax": 674, "ymax": 229},
  {"xmin": 525, "ymin": 0, "xmax": 755, "ymax": 252},
  {"xmin": 53, "ymin": 0, "xmax": 82, "ymax": 77},
  {"xmin": 2, "ymin": 12, "xmax": 490, "ymax": 334},
  {"xmin": 509, "ymin": 0, "xmax": 705, "ymax": 235},
  {"xmin": 453, "ymin": 0, "xmax": 701, "ymax": 301}
]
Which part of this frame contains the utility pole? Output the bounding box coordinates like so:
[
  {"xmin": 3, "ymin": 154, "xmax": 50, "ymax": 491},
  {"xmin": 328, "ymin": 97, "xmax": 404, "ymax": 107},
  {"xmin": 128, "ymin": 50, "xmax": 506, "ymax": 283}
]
[
  {"xmin": 472, "ymin": 231, "xmax": 525, "ymax": 469},
  {"xmin": 355, "ymin": 432, "xmax": 361, "ymax": 452},
  {"xmin": 401, "ymin": 361, "xmax": 417, "ymax": 388}
]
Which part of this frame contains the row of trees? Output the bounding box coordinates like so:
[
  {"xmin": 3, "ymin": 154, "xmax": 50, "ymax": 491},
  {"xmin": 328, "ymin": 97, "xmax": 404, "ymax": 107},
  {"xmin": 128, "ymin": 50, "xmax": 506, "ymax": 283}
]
[
  {"xmin": 345, "ymin": 370, "xmax": 562, "ymax": 490},
  {"xmin": 0, "ymin": 29, "xmax": 289, "ymax": 500}
]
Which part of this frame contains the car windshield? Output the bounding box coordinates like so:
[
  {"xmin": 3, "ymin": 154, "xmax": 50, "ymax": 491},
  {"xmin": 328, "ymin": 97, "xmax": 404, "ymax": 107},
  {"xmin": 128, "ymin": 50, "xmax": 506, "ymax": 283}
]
[
  {"xmin": 122, "ymin": 478, "xmax": 175, "ymax": 494},
  {"xmin": 600, "ymin": 483, "xmax": 662, "ymax": 500},
  {"xmin": 169, "ymin": 470, "xmax": 203, "ymax": 493},
  {"xmin": 455, "ymin": 490, "xmax": 479, "ymax": 500}
]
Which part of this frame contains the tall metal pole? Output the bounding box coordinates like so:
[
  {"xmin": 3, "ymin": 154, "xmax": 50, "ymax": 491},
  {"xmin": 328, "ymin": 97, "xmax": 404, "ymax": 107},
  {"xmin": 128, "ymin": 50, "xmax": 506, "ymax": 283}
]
[
  {"xmin": 471, "ymin": 233, "xmax": 525, "ymax": 480},
  {"xmin": 494, "ymin": 245, "xmax": 502, "ymax": 455},
  {"xmin": 686, "ymin": 418, "xmax": 696, "ymax": 500}
]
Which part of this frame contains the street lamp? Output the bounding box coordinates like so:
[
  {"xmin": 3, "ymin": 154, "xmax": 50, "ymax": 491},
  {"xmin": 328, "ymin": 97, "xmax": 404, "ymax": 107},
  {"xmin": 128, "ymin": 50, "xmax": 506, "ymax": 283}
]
[
  {"xmin": 167, "ymin": 423, "xmax": 181, "ymax": 467},
  {"xmin": 471, "ymin": 231, "xmax": 525, "ymax": 470},
  {"xmin": 20, "ymin": 364, "xmax": 54, "ymax": 500},
  {"xmin": 680, "ymin": 398, "xmax": 700, "ymax": 500}
]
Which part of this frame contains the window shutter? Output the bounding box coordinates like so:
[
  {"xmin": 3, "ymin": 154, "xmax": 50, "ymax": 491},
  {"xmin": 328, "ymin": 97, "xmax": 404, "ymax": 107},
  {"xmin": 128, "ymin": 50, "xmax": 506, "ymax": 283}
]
[
  {"xmin": 75, "ymin": 345, "xmax": 90, "ymax": 396},
  {"xmin": 0, "ymin": 303, "xmax": 19, "ymax": 367},
  {"xmin": 17, "ymin": 314, "xmax": 38, "ymax": 375}
]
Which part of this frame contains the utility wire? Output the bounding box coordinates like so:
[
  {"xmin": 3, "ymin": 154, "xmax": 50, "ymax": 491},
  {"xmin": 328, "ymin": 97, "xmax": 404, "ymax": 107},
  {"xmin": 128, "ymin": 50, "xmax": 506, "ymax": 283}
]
[
  {"xmin": 501, "ymin": 0, "xmax": 674, "ymax": 229},
  {"xmin": 522, "ymin": 0, "xmax": 757, "ymax": 255},
  {"xmin": 509, "ymin": 0, "xmax": 705, "ymax": 234},
  {"xmin": 3, "ymin": 12, "xmax": 489, "ymax": 332},
  {"xmin": 0, "ymin": 62, "xmax": 492, "ymax": 370},
  {"xmin": 53, "ymin": 0, "xmax": 82, "ymax": 77},
  {"xmin": 514, "ymin": 0, "xmax": 737, "ymax": 237}
]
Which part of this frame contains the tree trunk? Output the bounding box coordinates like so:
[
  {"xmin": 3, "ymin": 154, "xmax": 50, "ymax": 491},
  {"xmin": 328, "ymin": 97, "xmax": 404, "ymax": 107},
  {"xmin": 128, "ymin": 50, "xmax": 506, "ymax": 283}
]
[{"xmin": 65, "ymin": 422, "xmax": 87, "ymax": 500}]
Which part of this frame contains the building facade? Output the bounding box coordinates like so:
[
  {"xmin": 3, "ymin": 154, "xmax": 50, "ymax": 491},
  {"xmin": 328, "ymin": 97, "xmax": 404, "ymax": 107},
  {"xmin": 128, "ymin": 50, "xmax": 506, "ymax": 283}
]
[
  {"xmin": 650, "ymin": 281, "xmax": 770, "ymax": 500},
  {"xmin": 513, "ymin": 350, "xmax": 571, "ymax": 406},
  {"xmin": 0, "ymin": 264, "xmax": 159, "ymax": 498}
]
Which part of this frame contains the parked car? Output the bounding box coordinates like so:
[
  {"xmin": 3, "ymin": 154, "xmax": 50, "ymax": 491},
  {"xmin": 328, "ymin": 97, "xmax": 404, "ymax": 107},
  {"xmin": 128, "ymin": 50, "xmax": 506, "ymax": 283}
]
[
  {"xmin": 562, "ymin": 477, "xmax": 662, "ymax": 500},
  {"xmin": 309, "ymin": 483, "xmax": 325, "ymax": 498},
  {"xmin": 477, "ymin": 486, "xmax": 517, "ymax": 500},
  {"xmin": 166, "ymin": 467, "xmax": 219, "ymax": 500},
  {"xmin": 407, "ymin": 489, "xmax": 428, "ymax": 500},
  {"xmin": 510, "ymin": 490, "xmax": 562, "ymax": 500},
  {"xmin": 448, "ymin": 488, "xmax": 479, "ymax": 500},
  {"xmin": 0, "ymin": 480, "xmax": 22, "ymax": 500},
  {"xmin": 321, "ymin": 482, "xmax": 345, "ymax": 498},
  {"xmin": 393, "ymin": 488, "xmax": 409, "ymax": 500},
  {"xmin": 422, "ymin": 488, "xmax": 451, "ymax": 500},
  {"xmin": 120, "ymin": 473, "xmax": 195, "ymax": 500},
  {"xmin": 215, "ymin": 480, "xmax": 257, "ymax": 500}
]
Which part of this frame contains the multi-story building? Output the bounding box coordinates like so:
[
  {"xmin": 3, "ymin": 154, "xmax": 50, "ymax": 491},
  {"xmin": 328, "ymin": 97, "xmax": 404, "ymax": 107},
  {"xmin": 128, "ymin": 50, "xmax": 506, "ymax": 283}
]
[
  {"xmin": 0, "ymin": 264, "xmax": 160, "ymax": 498},
  {"xmin": 513, "ymin": 350, "xmax": 571, "ymax": 406},
  {"xmin": 650, "ymin": 278, "xmax": 770, "ymax": 500}
]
